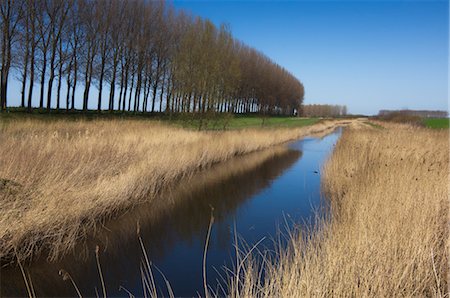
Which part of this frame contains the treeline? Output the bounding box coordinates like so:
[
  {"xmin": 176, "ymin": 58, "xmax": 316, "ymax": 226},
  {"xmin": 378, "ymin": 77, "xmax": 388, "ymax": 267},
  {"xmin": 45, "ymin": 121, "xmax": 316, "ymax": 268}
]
[
  {"xmin": 301, "ymin": 104, "xmax": 347, "ymax": 117},
  {"xmin": 379, "ymin": 110, "xmax": 448, "ymax": 118},
  {"xmin": 0, "ymin": 0, "xmax": 304, "ymax": 116}
]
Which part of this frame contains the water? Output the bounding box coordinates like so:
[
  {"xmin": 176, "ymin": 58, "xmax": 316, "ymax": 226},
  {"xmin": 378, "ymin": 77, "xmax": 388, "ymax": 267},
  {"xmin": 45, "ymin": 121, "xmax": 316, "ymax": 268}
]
[{"xmin": 1, "ymin": 129, "xmax": 341, "ymax": 297}]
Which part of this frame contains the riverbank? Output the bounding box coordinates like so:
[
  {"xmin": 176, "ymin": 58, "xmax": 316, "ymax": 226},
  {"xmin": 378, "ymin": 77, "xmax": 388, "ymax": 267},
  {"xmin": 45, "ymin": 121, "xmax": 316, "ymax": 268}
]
[
  {"xmin": 0, "ymin": 118, "xmax": 353, "ymax": 262},
  {"xmin": 0, "ymin": 108, "xmax": 322, "ymax": 130},
  {"xmin": 232, "ymin": 123, "xmax": 449, "ymax": 296}
]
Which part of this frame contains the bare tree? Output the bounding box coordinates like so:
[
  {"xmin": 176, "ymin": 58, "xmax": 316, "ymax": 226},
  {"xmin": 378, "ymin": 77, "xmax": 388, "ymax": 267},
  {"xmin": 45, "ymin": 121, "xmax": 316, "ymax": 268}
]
[
  {"xmin": 3, "ymin": 0, "xmax": 305, "ymax": 117},
  {"xmin": 94, "ymin": 0, "xmax": 113, "ymax": 112},
  {"xmin": 0, "ymin": 0, "xmax": 24, "ymax": 111},
  {"xmin": 26, "ymin": 0, "xmax": 37, "ymax": 112},
  {"xmin": 17, "ymin": 0, "xmax": 31, "ymax": 108},
  {"xmin": 36, "ymin": 0, "xmax": 52, "ymax": 109},
  {"xmin": 80, "ymin": 0, "xmax": 99, "ymax": 111},
  {"xmin": 107, "ymin": 0, "xmax": 125, "ymax": 112},
  {"xmin": 46, "ymin": 0, "xmax": 70, "ymax": 112}
]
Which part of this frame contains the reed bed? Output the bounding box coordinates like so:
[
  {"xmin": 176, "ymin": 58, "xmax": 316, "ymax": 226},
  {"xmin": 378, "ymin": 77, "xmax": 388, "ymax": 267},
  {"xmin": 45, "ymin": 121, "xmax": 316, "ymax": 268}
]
[
  {"xmin": 0, "ymin": 118, "xmax": 348, "ymax": 262},
  {"xmin": 230, "ymin": 124, "xmax": 449, "ymax": 297}
]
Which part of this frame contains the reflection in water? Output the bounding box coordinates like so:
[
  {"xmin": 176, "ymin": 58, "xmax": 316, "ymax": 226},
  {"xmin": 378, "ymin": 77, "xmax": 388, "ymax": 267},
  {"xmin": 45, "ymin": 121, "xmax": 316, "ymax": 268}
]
[
  {"xmin": 2, "ymin": 129, "xmax": 342, "ymax": 297},
  {"xmin": 2, "ymin": 146, "xmax": 302, "ymax": 297}
]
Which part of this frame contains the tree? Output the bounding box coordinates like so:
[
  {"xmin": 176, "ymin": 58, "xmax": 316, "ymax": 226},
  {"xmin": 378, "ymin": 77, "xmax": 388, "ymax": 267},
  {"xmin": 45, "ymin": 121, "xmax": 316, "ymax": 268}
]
[
  {"xmin": 94, "ymin": 0, "xmax": 112, "ymax": 112},
  {"xmin": 0, "ymin": 0, "xmax": 24, "ymax": 111},
  {"xmin": 46, "ymin": 0, "xmax": 70, "ymax": 112},
  {"xmin": 25, "ymin": 0, "xmax": 37, "ymax": 112},
  {"xmin": 2, "ymin": 0, "xmax": 305, "ymax": 117},
  {"xmin": 80, "ymin": 0, "xmax": 99, "ymax": 111}
]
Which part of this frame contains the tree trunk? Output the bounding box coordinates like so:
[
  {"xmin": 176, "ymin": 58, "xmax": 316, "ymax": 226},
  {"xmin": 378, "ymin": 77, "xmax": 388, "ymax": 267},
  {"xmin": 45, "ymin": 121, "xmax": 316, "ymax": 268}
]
[
  {"xmin": 39, "ymin": 52, "xmax": 47, "ymax": 109},
  {"xmin": 27, "ymin": 47, "xmax": 35, "ymax": 112},
  {"xmin": 56, "ymin": 61, "xmax": 63, "ymax": 111},
  {"xmin": 98, "ymin": 56, "xmax": 106, "ymax": 112},
  {"xmin": 127, "ymin": 70, "xmax": 135, "ymax": 112},
  {"xmin": 70, "ymin": 58, "xmax": 77, "ymax": 110},
  {"xmin": 0, "ymin": 16, "xmax": 9, "ymax": 111},
  {"xmin": 121, "ymin": 60, "xmax": 129, "ymax": 112},
  {"xmin": 150, "ymin": 59, "xmax": 161, "ymax": 113},
  {"xmin": 20, "ymin": 33, "xmax": 30, "ymax": 108},
  {"xmin": 159, "ymin": 67, "xmax": 167, "ymax": 113},
  {"xmin": 82, "ymin": 48, "xmax": 92, "ymax": 111},
  {"xmin": 46, "ymin": 37, "xmax": 58, "ymax": 112},
  {"xmin": 108, "ymin": 52, "xmax": 118, "ymax": 111},
  {"xmin": 65, "ymin": 60, "xmax": 72, "ymax": 112},
  {"xmin": 134, "ymin": 67, "xmax": 142, "ymax": 112},
  {"xmin": 118, "ymin": 60, "xmax": 125, "ymax": 111}
]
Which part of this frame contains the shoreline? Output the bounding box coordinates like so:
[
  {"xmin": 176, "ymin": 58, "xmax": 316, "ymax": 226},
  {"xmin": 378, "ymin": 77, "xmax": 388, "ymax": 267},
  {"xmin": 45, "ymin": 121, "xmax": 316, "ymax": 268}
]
[
  {"xmin": 231, "ymin": 123, "xmax": 449, "ymax": 297},
  {"xmin": 0, "ymin": 118, "xmax": 355, "ymax": 263}
]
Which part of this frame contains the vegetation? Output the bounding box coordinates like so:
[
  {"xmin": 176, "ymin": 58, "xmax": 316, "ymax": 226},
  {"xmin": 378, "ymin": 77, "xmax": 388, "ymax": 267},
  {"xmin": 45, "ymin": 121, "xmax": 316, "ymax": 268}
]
[
  {"xmin": 0, "ymin": 118, "xmax": 348, "ymax": 262},
  {"xmin": 377, "ymin": 109, "xmax": 449, "ymax": 129},
  {"xmin": 173, "ymin": 116, "xmax": 320, "ymax": 130},
  {"xmin": 301, "ymin": 104, "xmax": 347, "ymax": 117},
  {"xmin": 0, "ymin": 108, "xmax": 320, "ymax": 130},
  {"xmin": 423, "ymin": 118, "xmax": 450, "ymax": 129},
  {"xmin": 3, "ymin": 145, "xmax": 300, "ymax": 297},
  {"xmin": 231, "ymin": 124, "xmax": 449, "ymax": 297},
  {"xmin": 377, "ymin": 111, "xmax": 423, "ymax": 125},
  {"xmin": 362, "ymin": 121, "xmax": 384, "ymax": 129},
  {"xmin": 379, "ymin": 109, "xmax": 448, "ymax": 118},
  {"xmin": 0, "ymin": 0, "xmax": 303, "ymax": 117}
]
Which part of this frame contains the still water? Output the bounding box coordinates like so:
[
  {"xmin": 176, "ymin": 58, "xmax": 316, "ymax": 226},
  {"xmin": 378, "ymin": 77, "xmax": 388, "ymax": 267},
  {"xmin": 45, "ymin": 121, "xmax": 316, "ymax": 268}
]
[{"xmin": 1, "ymin": 129, "xmax": 341, "ymax": 297}]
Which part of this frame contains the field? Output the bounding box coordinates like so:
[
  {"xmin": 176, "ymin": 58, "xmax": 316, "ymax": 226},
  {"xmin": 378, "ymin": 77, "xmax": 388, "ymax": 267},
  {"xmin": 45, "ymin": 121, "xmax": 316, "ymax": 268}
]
[
  {"xmin": 375, "ymin": 113, "xmax": 450, "ymax": 129},
  {"xmin": 0, "ymin": 109, "xmax": 320, "ymax": 130},
  {"xmin": 175, "ymin": 116, "xmax": 320, "ymax": 130},
  {"xmin": 232, "ymin": 123, "xmax": 449, "ymax": 297},
  {"xmin": 0, "ymin": 117, "xmax": 350, "ymax": 262},
  {"xmin": 423, "ymin": 117, "xmax": 450, "ymax": 129}
]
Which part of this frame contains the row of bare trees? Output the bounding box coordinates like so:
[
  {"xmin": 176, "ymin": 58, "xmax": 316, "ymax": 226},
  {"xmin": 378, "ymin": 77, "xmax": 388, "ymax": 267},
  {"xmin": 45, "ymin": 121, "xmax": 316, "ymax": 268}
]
[
  {"xmin": 0, "ymin": 0, "xmax": 304, "ymax": 115},
  {"xmin": 301, "ymin": 104, "xmax": 347, "ymax": 117}
]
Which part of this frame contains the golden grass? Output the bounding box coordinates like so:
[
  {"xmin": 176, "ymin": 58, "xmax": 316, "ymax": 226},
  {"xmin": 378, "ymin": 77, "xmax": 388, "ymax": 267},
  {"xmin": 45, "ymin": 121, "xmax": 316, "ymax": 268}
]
[
  {"xmin": 230, "ymin": 124, "xmax": 449, "ymax": 297},
  {"xmin": 1, "ymin": 146, "xmax": 301, "ymax": 297},
  {"xmin": 0, "ymin": 118, "xmax": 350, "ymax": 262}
]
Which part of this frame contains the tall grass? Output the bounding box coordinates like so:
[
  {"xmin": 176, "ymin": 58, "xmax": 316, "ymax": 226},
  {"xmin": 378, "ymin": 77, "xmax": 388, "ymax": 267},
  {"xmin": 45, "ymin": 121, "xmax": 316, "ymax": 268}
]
[
  {"xmin": 2, "ymin": 144, "xmax": 301, "ymax": 297},
  {"xmin": 230, "ymin": 124, "xmax": 449, "ymax": 297},
  {"xmin": 0, "ymin": 118, "xmax": 349, "ymax": 262}
]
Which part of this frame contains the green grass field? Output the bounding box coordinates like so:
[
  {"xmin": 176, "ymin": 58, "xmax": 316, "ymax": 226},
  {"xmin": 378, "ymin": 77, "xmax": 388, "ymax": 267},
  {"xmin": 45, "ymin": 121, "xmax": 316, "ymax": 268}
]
[
  {"xmin": 234, "ymin": 116, "xmax": 320, "ymax": 128},
  {"xmin": 423, "ymin": 118, "xmax": 450, "ymax": 129},
  {"xmin": 175, "ymin": 116, "xmax": 320, "ymax": 130}
]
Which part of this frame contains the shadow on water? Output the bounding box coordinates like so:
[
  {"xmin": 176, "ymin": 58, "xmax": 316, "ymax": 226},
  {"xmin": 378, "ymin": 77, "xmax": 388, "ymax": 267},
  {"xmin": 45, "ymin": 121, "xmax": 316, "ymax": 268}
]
[{"xmin": 1, "ymin": 129, "xmax": 341, "ymax": 297}]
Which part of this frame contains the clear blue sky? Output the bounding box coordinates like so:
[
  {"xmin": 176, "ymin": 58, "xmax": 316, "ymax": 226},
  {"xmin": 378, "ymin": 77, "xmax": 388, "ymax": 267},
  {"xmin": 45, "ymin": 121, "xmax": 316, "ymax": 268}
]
[{"xmin": 173, "ymin": 0, "xmax": 449, "ymax": 115}]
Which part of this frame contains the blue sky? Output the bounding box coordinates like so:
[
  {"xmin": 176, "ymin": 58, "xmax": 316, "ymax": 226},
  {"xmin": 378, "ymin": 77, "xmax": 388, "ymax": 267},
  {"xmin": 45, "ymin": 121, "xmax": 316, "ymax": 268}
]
[{"xmin": 173, "ymin": 0, "xmax": 449, "ymax": 115}]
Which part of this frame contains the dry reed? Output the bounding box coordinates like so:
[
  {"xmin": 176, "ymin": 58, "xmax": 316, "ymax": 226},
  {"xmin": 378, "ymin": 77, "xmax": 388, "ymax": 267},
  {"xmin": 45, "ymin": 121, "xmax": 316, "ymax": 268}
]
[
  {"xmin": 230, "ymin": 124, "xmax": 449, "ymax": 297},
  {"xmin": 0, "ymin": 118, "xmax": 349, "ymax": 262}
]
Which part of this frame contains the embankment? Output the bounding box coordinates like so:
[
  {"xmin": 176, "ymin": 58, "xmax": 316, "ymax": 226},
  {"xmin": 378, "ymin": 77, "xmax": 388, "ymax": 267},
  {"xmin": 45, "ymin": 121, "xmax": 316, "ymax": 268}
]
[
  {"xmin": 0, "ymin": 118, "xmax": 351, "ymax": 262},
  {"xmin": 231, "ymin": 123, "xmax": 449, "ymax": 297}
]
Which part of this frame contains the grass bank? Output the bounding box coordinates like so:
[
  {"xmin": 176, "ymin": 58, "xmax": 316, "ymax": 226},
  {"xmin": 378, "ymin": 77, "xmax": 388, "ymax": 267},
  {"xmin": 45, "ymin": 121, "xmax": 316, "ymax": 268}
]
[
  {"xmin": 0, "ymin": 108, "xmax": 320, "ymax": 130},
  {"xmin": 0, "ymin": 118, "xmax": 350, "ymax": 262},
  {"xmin": 231, "ymin": 124, "xmax": 449, "ymax": 296},
  {"xmin": 374, "ymin": 112, "xmax": 449, "ymax": 129},
  {"xmin": 423, "ymin": 118, "xmax": 450, "ymax": 129},
  {"xmin": 173, "ymin": 115, "xmax": 320, "ymax": 130}
]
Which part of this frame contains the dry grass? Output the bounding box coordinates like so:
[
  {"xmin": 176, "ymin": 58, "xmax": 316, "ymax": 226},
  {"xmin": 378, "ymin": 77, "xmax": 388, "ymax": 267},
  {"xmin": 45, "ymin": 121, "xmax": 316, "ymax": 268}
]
[
  {"xmin": 230, "ymin": 124, "xmax": 449, "ymax": 297},
  {"xmin": 0, "ymin": 118, "xmax": 350, "ymax": 262}
]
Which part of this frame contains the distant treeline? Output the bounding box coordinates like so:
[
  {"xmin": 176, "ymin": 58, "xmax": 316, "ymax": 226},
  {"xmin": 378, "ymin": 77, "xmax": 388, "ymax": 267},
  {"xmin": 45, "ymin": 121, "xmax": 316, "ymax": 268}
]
[
  {"xmin": 0, "ymin": 0, "xmax": 304, "ymax": 116},
  {"xmin": 301, "ymin": 104, "xmax": 347, "ymax": 117},
  {"xmin": 378, "ymin": 110, "xmax": 448, "ymax": 118}
]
